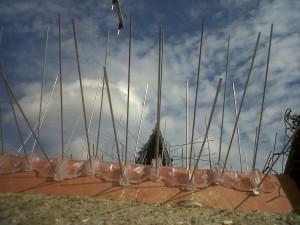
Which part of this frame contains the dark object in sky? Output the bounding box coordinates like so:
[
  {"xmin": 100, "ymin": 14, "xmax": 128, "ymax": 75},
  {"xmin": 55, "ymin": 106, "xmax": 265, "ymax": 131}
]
[
  {"xmin": 111, "ymin": 0, "xmax": 124, "ymax": 34},
  {"xmin": 135, "ymin": 126, "xmax": 172, "ymax": 166}
]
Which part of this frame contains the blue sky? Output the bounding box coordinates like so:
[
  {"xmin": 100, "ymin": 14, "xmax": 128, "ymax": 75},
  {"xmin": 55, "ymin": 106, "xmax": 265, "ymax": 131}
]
[{"xmin": 0, "ymin": 0, "xmax": 299, "ymax": 172}]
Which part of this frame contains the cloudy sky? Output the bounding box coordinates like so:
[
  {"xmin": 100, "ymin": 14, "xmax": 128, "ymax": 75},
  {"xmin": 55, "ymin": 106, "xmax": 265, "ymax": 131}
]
[{"xmin": 0, "ymin": 0, "xmax": 299, "ymax": 173}]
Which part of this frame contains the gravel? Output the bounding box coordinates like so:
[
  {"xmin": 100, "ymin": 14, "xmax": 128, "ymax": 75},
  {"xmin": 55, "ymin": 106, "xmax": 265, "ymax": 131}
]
[{"xmin": 0, "ymin": 193, "xmax": 299, "ymax": 225}]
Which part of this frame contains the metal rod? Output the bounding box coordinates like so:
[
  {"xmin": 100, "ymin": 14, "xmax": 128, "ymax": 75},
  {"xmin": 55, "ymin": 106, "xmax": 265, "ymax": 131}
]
[
  {"xmin": 64, "ymin": 111, "xmax": 82, "ymax": 155},
  {"xmin": 6, "ymin": 82, "xmax": 29, "ymax": 163},
  {"xmin": 252, "ymin": 127, "xmax": 258, "ymax": 169},
  {"xmin": 19, "ymin": 76, "xmax": 58, "ymax": 154},
  {"xmin": 186, "ymin": 81, "xmax": 188, "ymax": 168},
  {"xmin": 133, "ymin": 84, "xmax": 148, "ymax": 163},
  {"xmin": 262, "ymin": 149, "xmax": 273, "ymax": 172},
  {"xmin": 258, "ymin": 123, "xmax": 300, "ymax": 187},
  {"xmin": 254, "ymin": 24, "xmax": 273, "ymax": 164},
  {"xmin": 232, "ymin": 83, "xmax": 244, "ymax": 172},
  {"xmin": 219, "ymin": 34, "xmax": 230, "ymax": 164},
  {"xmin": 111, "ymin": 115, "xmax": 123, "ymax": 162},
  {"xmin": 80, "ymin": 77, "xmax": 102, "ymax": 159},
  {"xmin": 125, "ymin": 16, "xmax": 132, "ymax": 166},
  {"xmin": 155, "ymin": 25, "xmax": 163, "ymax": 171},
  {"xmin": 272, "ymin": 132, "xmax": 277, "ymax": 165},
  {"xmin": 0, "ymin": 63, "xmax": 55, "ymax": 172},
  {"xmin": 190, "ymin": 77, "xmax": 223, "ymax": 182},
  {"xmin": 72, "ymin": 19, "xmax": 92, "ymax": 165},
  {"xmin": 96, "ymin": 32, "xmax": 109, "ymax": 157},
  {"xmin": 35, "ymin": 26, "xmax": 49, "ymax": 153},
  {"xmin": 189, "ymin": 18, "xmax": 204, "ymax": 172},
  {"xmin": 162, "ymin": 117, "xmax": 167, "ymax": 165},
  {"xmin": 103, "ymin": 66, "xmax": 123, "ymax": 177},
  {"xmin": 221, "ymin": 32, "xmax": 261, "ymax": 177},
  {"xmin": 232, "ymin": 83, "xmax": 245, "ymax": 172},
  {"xmin": 205, "ymin": 116, "xmax": 212, "ymax": 169},
  {"xmin": 17, "ymin": 76, "xmax": 58, "ymax": 154},
  {"xmin": 59, "ymin": 14, "xmax": 65, "ymax": 158}
]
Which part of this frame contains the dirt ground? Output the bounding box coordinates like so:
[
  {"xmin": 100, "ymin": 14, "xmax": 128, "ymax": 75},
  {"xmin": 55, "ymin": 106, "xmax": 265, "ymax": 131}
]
[{"xmin": 0, "ymin": 193, "xmax": 299, "ymax": 225}]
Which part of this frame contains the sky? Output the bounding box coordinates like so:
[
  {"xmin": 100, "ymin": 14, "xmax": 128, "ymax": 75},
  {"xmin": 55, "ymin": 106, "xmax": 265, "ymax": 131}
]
[{"xmin": 0, "ymin": 0, "xmax": 299, "ymax": 173}]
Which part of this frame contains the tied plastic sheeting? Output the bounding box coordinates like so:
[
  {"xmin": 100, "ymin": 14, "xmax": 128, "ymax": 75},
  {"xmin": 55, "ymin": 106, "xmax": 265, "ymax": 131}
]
[
  {"xmin": 150, "ymin": 158, "xmax": 161, "ymax": 181},
  {"xmin": 1, "ymin": 154, "xmax": 275, "ymax": 194},
  {"xmin": 0, "ymin": 153, "xmax": 23, "ymax": 174},
  {"xmin": 119, "ymin": 161, "xmax": 132, "ymax": 186},
  {"xmin": 54, "ymin": 157, "xmax": 85, "ymax": 181}
]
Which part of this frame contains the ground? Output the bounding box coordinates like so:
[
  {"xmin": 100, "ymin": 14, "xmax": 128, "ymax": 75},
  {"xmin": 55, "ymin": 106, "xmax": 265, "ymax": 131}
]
[{"xmin": 0, "ymin": 193, "xmax": 299, "ymax": 225}]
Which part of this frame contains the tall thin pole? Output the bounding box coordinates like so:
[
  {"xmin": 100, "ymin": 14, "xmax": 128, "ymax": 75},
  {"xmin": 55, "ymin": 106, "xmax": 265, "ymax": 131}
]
[
  {"xmin": 232, "ymin": 83, "xmax": 244, "ymax": 172},
  {"xmin": 254, "ymin": 24, "xmax": 273, "ymax": 164},
  {"xmin": 72, "ymin": 19, "xmax": 92, "ymax": 165},
  {"xmin": 186, "ymin": 81, "xmax": 188, "ymax": 168},
  {"xmin": 155, "ymin": 25, "xmax": 163, "ymax": 171},
  {"xmin": 219, "ymin": 34, "xmax": 230, "ymax": 164},
  {"xmin": 0, "ymin": 64, "xmax": 55, "ymax": 172},
  {"xmin": 125, "ymin": 16, "xmax": 132, "ymax": 166},
  {"xmin": 35, "ymin": 26, "xmax": 49, "ymax": 153},
  {"xmin": 59, "ymin": 14, "xmax": 64, "ymax": 158},
  {"xmin": 190, "ymin": 77, "xmax": 223, "ymax": 182},
  {"xmin": 96, "ymin": 32, "xmax": 109, "ymax": 157},
  {"xmin": 222, "ymin": 32, "xmax": 261, "ymax": 177},
  {"xmin": 189, "ymin": 18, "xmax": 204, "ymax": 172},
  {"xmin": 133, "ymin": 84, "xmax": 148, "ymax": 163},
  {"xmin": 103, "ymin": 66, "xmax": 123, "ymax": 178}
]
